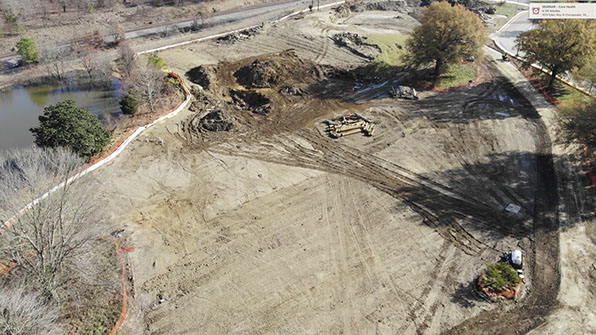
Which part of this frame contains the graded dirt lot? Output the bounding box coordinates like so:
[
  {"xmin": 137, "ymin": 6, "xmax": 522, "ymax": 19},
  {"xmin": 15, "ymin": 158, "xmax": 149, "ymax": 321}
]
[{"xmin": 87, "ymin": 4, "xmax": 593, "ymax": 335}]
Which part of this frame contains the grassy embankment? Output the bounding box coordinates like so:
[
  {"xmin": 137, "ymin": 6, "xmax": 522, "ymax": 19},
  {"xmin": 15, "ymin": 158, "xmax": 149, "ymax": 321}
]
[
  {"xmin": 529, "ymin": 70, "xmax": 595, "ymax": 106},
  {"xmin": 367, "ymin": 33, "xmax": 409, "ymax": 69},
  {"xmin": 368, "ymin": 34, "xmax": 478, "ymax": 90}
]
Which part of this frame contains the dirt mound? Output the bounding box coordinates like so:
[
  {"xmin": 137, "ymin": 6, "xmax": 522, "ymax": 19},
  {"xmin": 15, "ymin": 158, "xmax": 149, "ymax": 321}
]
[
  {"xmin": 217, "ymin": 26, "xmax": 261, "ymax": 44},
  {"xmin": 199, "ymin": 110, "xmax": 234, "ymax": 132},
  {"xmin": 231, "ymin": 50, "xmax": 320, "ymax": 89},
  {"xmin": 332, "ymin": 32, "xmax": 367, "ymax": 47},
  {"xmin": 230, "ymin": 89, "xmax": 272, "ymax": 115},
  {"xmin": 180, "ymin": 50, "xmax": 343, "ymax": 145},
  {"xmin": 234, "ymin": 59, "xmax": 284, "ymax": 88},
  {"xmin": 331, "ymin": 33, "xmax": 381, "ymax": 60},
  {"xmin": 186, "ymin": 66, "xmax": 215, "ymax": 89},
  {"xmin": 350, "ymin": 1, "xmax": 406, "ymax": 12},
  {"xmin": 332, "ymin": 4, "xmax": 352, "ymax": 20}
]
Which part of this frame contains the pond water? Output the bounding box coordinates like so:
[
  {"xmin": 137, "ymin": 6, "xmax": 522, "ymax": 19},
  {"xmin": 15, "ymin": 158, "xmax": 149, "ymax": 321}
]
[{"xmin": 0, "ymin": 79, "xmax": 122, "ymax": 152}]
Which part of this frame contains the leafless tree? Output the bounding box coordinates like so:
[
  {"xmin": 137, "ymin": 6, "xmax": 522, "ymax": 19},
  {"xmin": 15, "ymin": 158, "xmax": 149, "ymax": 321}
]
[
  {"xmin": 191, "ymin": 3, "xmax": 212, "ymax": 30},
  {"xmin": 57, "ymin": 0, "xmax": 70, "ymax": 13},
  {"xmin": 92, "ymin": 58, "xmax": 114, "ymax": 88},
  {"xmin": 116, "ymin": 41, "xmax": 136, "ymax": 78},
  {"xmin": 0, "ymin": 285, "xmax": 65, "ymax": 335},
  {"xmin": 124, "ymin": 60, "xmax": 166, "ymax": 113},
  {"xmin": 41, "ymin": 46, "xmax": 71, "ymax": 83},
  {"xmin": 80, "ymin": 48, "xmax": 95, "ymax": 81},
  {"xmin": 79, "ymin": 45, "xmax": 111, "ymax": 84},
  {"xmin": 0, "ymin": 147, "xmax": 106, "ymax": 300}
]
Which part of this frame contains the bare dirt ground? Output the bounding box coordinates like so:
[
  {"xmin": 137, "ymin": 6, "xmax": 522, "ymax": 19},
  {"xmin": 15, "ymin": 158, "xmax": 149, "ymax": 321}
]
[{"xmin": 86, "ymin": 5, "xmax": 593, "ymax": 335}]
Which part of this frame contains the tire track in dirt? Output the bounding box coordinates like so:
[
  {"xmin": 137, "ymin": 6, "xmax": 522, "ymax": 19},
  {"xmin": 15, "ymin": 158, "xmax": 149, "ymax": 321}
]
[
  {"xmin": 394, "ymin": 239, "xmax": 450, "ymax": 334},
  {"xmin": 324, "ymin": 175, "xmax": 356, "ymax": 334},
  {"xmin": 314, "ymin": 27, "xmax": 331, "ymax": 63},
  {"xmin": 207, "ymin": 131, "xmax": 508, "ymax": 258},
  {"xmin": 414, "ymin": 248, "xmax": 460, "ymax": 335}
]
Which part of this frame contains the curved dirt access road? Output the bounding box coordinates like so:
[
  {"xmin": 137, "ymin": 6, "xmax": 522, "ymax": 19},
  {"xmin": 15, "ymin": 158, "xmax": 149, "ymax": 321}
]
[{"xmin": 445, "ymin": 50, "xmax": 564, "ymax": 335}]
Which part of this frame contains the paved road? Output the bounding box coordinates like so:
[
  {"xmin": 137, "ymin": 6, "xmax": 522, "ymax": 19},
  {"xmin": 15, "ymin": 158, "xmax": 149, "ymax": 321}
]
[
  {"xmin": 123, "ymin": 0, "xmax": 335, "ymax": 40},
  {"xmin": 491, "ymin": 1, "xmax": 532, "ymax": 55}
]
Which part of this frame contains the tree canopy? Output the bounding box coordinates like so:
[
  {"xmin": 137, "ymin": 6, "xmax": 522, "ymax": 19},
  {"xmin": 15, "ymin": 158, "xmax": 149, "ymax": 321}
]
[
  {"xmin": 556, "ymin": 99, "xmax": 596, "ymax": 161},
  {"xmin": 516, "ymin": 20, "xmax": 596, "ymax": 91},
  {"xmin": 574, "ymin": 56, "xmax": 596, "ymax": 93},
  {"xmin": 402, "ymin": 2, "xmax": 487, "ymax": 75},
  {"xmin": 30, "ymin": 100, "xmax": 111, "ymax": 161},
  {"xmin": 16, "ymin": 37, "xmax": 39, "ymax": 65}
]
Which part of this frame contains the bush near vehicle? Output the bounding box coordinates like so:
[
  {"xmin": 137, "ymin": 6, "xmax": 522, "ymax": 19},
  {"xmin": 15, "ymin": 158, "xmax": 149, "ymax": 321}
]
[{"xmin": 481, "ymin": 262, "xmax": 520, "ymax": 292}]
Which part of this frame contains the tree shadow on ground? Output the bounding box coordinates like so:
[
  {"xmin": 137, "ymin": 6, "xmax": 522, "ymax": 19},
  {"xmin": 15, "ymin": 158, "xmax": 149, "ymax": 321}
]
[
  {"xmin": 451, "ymin": 281, "xmax": 487, "ymax": 308},
  {"xmin": 383, "ymin": 145, "xmax": 594, "ymax": 256},
  {"xmin": 383, "ymin": 152, "xmax": 543, "ymax": 248},
  {"xmin": 307, "ymin": 59, "xmax": 541, "ymax": 124}
]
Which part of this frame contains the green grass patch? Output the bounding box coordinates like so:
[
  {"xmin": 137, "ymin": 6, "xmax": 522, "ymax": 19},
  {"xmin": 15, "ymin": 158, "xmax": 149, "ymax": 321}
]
[
  {"xmin": 421, "ymin": 63, "xmax": 478, "ymax": 90},
  {"xmin": 556, "ymin": 84, "xmax": 594, "ymax": 106},
  {"xmin": 530, "ymin": 70, "xmax": 595, "ymax": 106},
  {"xmin": 495, "ymin": 2, "xmax": 527, "ymax": 17},
  {"xmin": 490, "ymin": 3, "xmax": 527, "ymax": 32},
  {"xmin": 482, "ymin": 262, "xmax": 520, "ymax": 292},
  {"xmin": 367, "ymin": 34, "xmax": 409, "ymax": 69}
]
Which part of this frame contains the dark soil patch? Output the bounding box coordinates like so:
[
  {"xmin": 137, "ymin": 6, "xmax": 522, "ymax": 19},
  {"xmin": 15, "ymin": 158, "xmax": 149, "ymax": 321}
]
[
  {"xmin": 186, "ymin": 66, "xmax": 214, "ymax": 89},
  {"xmin": 199, "ymin": 110, "xmax": 234, "ymax": 132},
  {"xmin": 230, "ymin": 89, "xmax": 271, "ymax": 115}
]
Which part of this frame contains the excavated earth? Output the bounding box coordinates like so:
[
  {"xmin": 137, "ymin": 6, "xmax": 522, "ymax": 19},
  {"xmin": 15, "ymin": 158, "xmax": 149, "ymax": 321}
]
[{"xmin": 85, "ymin": 5, "xmax": 594, "ymax": 335}]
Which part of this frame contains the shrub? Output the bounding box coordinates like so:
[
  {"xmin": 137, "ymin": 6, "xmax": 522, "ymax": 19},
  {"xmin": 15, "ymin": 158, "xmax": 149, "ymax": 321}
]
[
  {"xmin": 147, "ymin": 55, "xmax": 167, "ymax": 70},
  {"xmin": 16, "ymin": 37, "xmax": 40, "ymax": 65},
  {"xmin": 482, "ymin": 262, "xmax": 520, "ymax": 292},
  {"xmin": 86, "ymin": 29, "xmax": 105, "ymax": 49},
  {"xmin": 120, "ymin": 93, "xmax": 140, "ymax": 115},
  {"xmin": 30, "ymin": 100, "xmax": 112, "ymax": 161}
]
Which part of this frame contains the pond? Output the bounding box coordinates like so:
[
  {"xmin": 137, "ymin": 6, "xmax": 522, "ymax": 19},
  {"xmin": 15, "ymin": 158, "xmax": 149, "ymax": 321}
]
[{"xmin": 0, "ymin": 78, "xmax": 122, "ymax": 152}]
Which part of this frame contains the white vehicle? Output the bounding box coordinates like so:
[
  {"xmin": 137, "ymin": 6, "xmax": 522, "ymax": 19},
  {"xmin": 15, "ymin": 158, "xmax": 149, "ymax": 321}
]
[
  {"xmin": 390, "ymin": 86, "xmax": 419, "ymax": 100},
  {"xmin": 510, "ymin": 249, "xmax": 523, "ymax": 269}
]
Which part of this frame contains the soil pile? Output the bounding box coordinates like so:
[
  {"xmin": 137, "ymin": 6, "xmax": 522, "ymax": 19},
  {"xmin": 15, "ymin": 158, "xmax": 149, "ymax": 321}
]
[
  {"xmin": 234, "ymin": 59, "xmax": 284, "ymax": 88},
  {"xmin": 332, "ymin": 32, "xmax": 368, "ymax": 47},
  {"xmin": 180, "ymin": 51, "xmax": 354, "ymax": 144},
  {"xmin": 186, "ymin": 65, "xmax": 214, "ymax": 89},
  {"xmin": 332, "ymin": 4, "xmax": 352, "ymax": 20},
  {"xmin": 350, "ymin": 1, "xmax": 406, "ymax": 12},
  {"xmin": 231, "ymin": 50, "xmax": 320, "ymax": 89},
  {"xmin": 331, "ymin": 33, "xmax": 381, "ymax": 60},
  {"xmin": 199, "ymin": 110, "xmax": 234, "ymax": 132},
  {"xmin": 217, "ymin": 27, "xmax": 261, "ymax": 44},
  {"xmin": 230, "ymin": 89, "xmax": 272, "ymax": 115}
]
